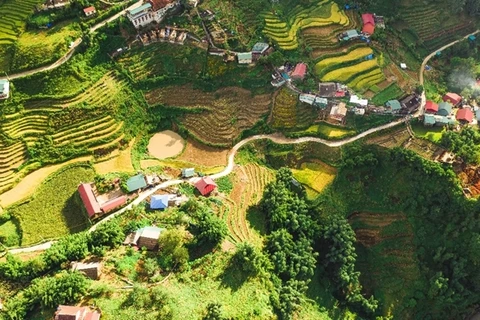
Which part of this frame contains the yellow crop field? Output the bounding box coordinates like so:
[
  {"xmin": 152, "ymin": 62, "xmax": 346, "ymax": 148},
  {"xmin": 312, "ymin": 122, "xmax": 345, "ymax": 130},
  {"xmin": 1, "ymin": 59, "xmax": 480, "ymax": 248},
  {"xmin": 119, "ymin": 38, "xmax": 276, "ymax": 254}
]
[
  {"xmin": 292, "ymin": 161, "xmax": 337, "ymax": 200},
  {"xmin": 321, "ymin": 59, "xmax": 379, "ymax": 82},
  {"xmin": 354, "ymin": 73, "xmax": 385, "ymax": 90},
  {"xmin": 316, "ymin": 47, "xmax": 373, "ymax": 71},
  {"xmin": 347, "ymin": 69, "xmax": 382, "ymax": 88}
]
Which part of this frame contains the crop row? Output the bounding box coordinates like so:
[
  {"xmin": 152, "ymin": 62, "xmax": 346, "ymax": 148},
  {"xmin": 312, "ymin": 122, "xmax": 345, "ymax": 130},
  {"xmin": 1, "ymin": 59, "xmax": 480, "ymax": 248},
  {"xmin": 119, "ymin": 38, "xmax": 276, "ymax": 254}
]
[
  {"xmin": 321, "ymin": 59, "xmax": 380, "ymax": 83},
  {"xmin": 315, "ymin": 46, "xmax": 373, "ymax": 72}
]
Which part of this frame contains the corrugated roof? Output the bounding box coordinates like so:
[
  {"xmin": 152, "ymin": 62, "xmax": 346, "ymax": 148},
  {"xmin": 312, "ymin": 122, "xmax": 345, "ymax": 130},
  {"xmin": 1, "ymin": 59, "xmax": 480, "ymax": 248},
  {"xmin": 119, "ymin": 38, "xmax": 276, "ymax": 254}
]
[
  {"xmin": 100, "ymin": 196, "xmax": 126, "ymax": 213},
  {"xmin": 456, "ymin": 108, "xmax": 473, "ymax": 123},
  {"xmin": 386, "ymin": 100, "xmax": 401, "ymax": 110},
  {"xmin": 128, "ymin": 3, "xmax": 152, "ymax": 16},
  {"xmin": 237, "ymin": 52, "xmax": 252, "ymax": 60},
  {"xmin": 362, "ymin": 13, "xmax": 375, "ymax": 25},
  {"xmin": 424, "ymin": 114, "xmax": 436, "ymax": 125},
  {"xmin": 438, "ymin": 102, "xmax": 453, "ymax": 116},
  {"xmin": 78, "ymin": 184, "xmax": 101, "ymax": 217},
  {"xmin": 425, "ymin": 100, "xmax": 438, "ymax": 112},
  {"xmin": 150, "ymin": 194, "xmax": 169, "ymax": 209},
  {"xmin": 252, "ymin": 42, "xmax": 269, "ymax": 53},
  {"xmin": 443, "ymin": 92, "xmax": 462, "ymax": 105},
  {"xmin": 126, "ymin": 174, "xmax": 147, "ymax": 192},
  {"xmin": 195, "ymin": 176, "xmax": 217, "ymax": 195},
  {"xmin": 182, "ymin": 168, "xmax": 195, "ymax": 177}
]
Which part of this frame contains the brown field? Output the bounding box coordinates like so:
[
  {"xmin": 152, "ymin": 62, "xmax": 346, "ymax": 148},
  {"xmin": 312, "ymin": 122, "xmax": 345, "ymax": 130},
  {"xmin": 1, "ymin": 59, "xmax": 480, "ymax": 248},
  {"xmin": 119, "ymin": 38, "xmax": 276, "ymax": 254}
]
[
  {"xmin": 349, "ymin": 212, "xmax": 408, "ymax": 247},
  {"xmin": 176, "ymin": 139, "xmax": 229, "ymax": 167},
  {"xmin": 145, "ymin": 86, "xmax": 272, "ymax": 147},
  {"xmin": 140, "ymin": 159, "xmax": 162, "ymax": 169},
  {"xmin": 217, "ymin": 164, "xmax": 275, "ymax": 245},
  {"xmin": 147, "ymin": 130, "xmax": 185, "ymax": 159}
]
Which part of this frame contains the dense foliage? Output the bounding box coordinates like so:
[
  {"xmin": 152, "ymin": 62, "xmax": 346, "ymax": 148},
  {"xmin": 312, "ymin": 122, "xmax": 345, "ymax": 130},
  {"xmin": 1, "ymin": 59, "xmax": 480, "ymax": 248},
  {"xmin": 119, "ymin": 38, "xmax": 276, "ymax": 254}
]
[{"xmin": 441, "ymin": 126, "xmax": 480, "ymax": 164}]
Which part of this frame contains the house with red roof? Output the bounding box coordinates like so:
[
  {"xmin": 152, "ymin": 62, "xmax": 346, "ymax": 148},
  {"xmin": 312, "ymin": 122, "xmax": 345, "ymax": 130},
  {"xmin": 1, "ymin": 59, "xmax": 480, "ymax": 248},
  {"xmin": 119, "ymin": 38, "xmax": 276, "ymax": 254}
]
[
  {"xmin": 362, "ymin": 13, "xmax": 375, "ymax": 34},
  {"xmin": 78, "ymin": 183, "xmax": 101, "ymax": 218},
  {"xmin": 425, "ymin": 100, "xmax": 439, "ymax": 114},
  {"xmin": 195, "ymin": 177, "xmax": 217, "ymax": 196},
  {"xmin": 54, "ymin": 305, "xmax": 100, "ymax": 320},
  {"xmin": 83, "ymin": 6, "xmax": 96, "ymax": 17},
  {"xmin": 443, "ymin": 92, "xmax": 462, "ymax": 106},
  {"xmin": 456, "ymin": 108, "xmax": 473, "ymax": 124},
  {"xmin": 100, "ymin": 196, "xmax": 127, "ymax": 213},
  {"xmin": 291, "ymin": 63, "xmax": 307, "ymax": 80}
]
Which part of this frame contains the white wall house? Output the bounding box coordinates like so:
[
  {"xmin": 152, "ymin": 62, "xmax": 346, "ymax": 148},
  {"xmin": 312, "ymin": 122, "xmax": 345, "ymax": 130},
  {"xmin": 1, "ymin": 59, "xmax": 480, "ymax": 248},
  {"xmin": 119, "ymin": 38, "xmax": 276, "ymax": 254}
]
[
  {"xmin": 127, "ymin": 0, "xmax": 179, "ymax": 29},
  {"xmin": 0, "ymin": 80, "xmax": 9, "ymax": 100}
]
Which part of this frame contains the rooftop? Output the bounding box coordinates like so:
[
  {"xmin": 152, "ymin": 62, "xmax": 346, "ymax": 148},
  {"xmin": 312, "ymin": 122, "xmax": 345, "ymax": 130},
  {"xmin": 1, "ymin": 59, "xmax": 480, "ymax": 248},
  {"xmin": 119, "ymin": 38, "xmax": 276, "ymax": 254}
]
[
  {"xmin": 128, "ymin": 3, "xmax": 152, "ymax": 16},
  {"xmin": 252, "ymin": 42, "xmax": 269, "ymax": 53},
  {"xmin": 126, "ymin": 174, "xmax": 147, "ymax": 192}
]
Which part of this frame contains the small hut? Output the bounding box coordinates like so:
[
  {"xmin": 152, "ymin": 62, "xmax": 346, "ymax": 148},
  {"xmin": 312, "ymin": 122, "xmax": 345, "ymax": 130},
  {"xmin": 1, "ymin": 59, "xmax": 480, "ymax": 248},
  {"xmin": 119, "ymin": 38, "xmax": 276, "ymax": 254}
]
[{"xmin": 71, "ymin": 261, "xmax": 102, "ymax": 280}]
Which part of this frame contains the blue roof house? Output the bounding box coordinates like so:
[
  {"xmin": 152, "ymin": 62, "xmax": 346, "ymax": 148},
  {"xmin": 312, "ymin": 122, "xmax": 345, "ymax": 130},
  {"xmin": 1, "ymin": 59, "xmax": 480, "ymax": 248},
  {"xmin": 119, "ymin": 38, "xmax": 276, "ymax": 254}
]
[{"xmin": 150, "ymin": 195, "xmax": 170, "ymax": 210}]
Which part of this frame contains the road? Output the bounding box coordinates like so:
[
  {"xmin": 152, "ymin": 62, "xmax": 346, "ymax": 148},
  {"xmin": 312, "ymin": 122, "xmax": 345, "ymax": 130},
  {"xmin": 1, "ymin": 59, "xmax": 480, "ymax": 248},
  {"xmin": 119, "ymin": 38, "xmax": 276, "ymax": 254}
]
[{"xmin": 0, "ymin": 0, "xmax": 143, "ymax": 81}]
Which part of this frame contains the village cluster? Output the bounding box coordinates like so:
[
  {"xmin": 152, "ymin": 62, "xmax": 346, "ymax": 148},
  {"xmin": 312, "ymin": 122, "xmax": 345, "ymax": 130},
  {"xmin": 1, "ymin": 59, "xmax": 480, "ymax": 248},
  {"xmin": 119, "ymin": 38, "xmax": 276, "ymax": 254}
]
[{"xmin": 423, "ymin": 92, "xmax": 478, "ymax": 126}]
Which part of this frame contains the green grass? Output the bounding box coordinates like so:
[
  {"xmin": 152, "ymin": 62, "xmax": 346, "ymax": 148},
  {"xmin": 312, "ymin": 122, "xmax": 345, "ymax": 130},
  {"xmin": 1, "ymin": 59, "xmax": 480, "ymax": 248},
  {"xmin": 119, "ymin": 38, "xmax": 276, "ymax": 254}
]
[
  {"xmin": 411, "ymin": 122, "xmax": 443, "ymax": 143},
  {"xmin": 0, "ymin": 219, "xmax": 21, "ymax": 247},
  {"xmin": 8, "ymin": 163, "xmax": 95, "ymax": 245},
  {"xmin": 371, "ymin": 83, "xmax": 404, "ymax": 105},
  {"xmin": 216, "ymin": 175, "xmax": 233, "ymax": 195}
]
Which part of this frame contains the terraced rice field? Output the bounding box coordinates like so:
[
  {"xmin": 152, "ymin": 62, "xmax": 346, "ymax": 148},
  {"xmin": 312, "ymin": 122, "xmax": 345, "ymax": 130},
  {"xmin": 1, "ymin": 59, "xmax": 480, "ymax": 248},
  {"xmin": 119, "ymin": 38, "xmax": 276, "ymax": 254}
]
[
  {"xmin": 270, "ymin": 88, "xmax": 298, "ymax": 129},
  {"xmin": 292, "ymin": 160, "xmax": 336, "ymax": 199},
  {"xmin": 146, "ymin": 86, "xmax": 272, "ymax": 147},
  {"xmin": 262, "ymin": 0, "xmax": 349, "ymax": 50},
  {"xmin": 0, "ymin": 141, "xmax": 29, "ymax": 193},
  {"xmin": 315, "ymin": 46, "xmax": 373, "ymax": 72},
  {"xmin": 217, "ymin": 164, "xmax": 275, "ymax": 244},
  {"xmin": 0, "ymin": 0, "xmax": 41, "ymax": 45}
]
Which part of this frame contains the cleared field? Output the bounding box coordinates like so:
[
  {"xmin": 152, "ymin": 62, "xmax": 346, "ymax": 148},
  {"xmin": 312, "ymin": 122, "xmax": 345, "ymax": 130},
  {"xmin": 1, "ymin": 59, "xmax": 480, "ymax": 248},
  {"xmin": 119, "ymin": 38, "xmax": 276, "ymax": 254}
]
[
  {"xmin": 94, "ymin": 141, "xmax": 134, "ymax": 174},
  {"xmin": 148, "ymin": 130, "xmax": 185, "ymax": 159},
  {"xmin": 146, "ymin": 86, "xmax": 271, "ymax": 147},
  {"xmin": 176, "ymin": 139, "xmax": 229, "ymax": 167},
  {"xmin": 217, "ymin": 164, "xmax": 275, "ymax": 244},
  {"xmin": 292, "ymin": 160, "xmax": 336, "ymax": 199},
  {"xmin": 8, "ymin": 163, "xmax": 94, "ymax": 245},
  {"xmin": 349, "ymin": 211, "xmax": 421, "ymax": 317},
  {"xmin": 270, "ymin": 88, "xmax": 298, "ymax": 128},
  {"xmin": 262, "ymin": 1, "xmax": 349, "ymax": 50}
]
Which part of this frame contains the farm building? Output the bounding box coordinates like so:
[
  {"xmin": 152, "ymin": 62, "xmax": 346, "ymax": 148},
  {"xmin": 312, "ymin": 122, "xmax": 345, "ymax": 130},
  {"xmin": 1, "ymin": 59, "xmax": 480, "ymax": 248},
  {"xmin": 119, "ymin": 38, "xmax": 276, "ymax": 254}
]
[
  {"xmin": 195, "ymin": 176, "xmax": 217, "ymax": 196},
  {"xmin": 318, "ymin": 82, "xmax": 346, "ymax": 97},
  {"xmin": 182, "ymin": 168, "xmax": 195, "ymax": 178},
  {"xmin": 299, "ymin": 94, "xmax": 327, "ymax": 108},
  {"xmin": 385, "ymin": 100, "xmax": 401, "ymax": 113},
  {"xmin": 400, "ymin": 94, "xmax": 420, "ymax": 113},
  {"xmin": 339, "ymin": 29, "xmax": 361, "ymax": 41},
  {"xmin": 437, "ymin": 102, "xmax": 453, "ymax": 116},
  {"xmin": 71, "ymin": 261, "xmax": 101, "ymax": 280},
  {"xmin": 291, "ymin": 63, "xmax": 307, "ymax": 80},
  {"xmin": 83, "ymin": 6, "xmax": 96, "ymax": 16},
  {"xmin": 349, "ymin": 95, "xmax": 368, "ymax": 107},
  {"xmin": 126, "ymin": 174, "xmax": 147, "ymax": 192},
  {"xmin": 54, "ymin": 305, "xmax": 100, "ymax": 320},
  {"xmin": 0, "ymin": 80, "xmax": 9, "ymax": 99},
  {"xmin": 329, "ymin": 102, "xmax": 348, "ymax": 122},
  {"xmin": 251, "ymin": 42, "xmax": 270, "ymax": 61},
  {"xmin": 424, "ymin": 114, "xmax": 436, "ymax": 126},
  {"xmin": 425, "ymin": 100, "xmax": 439, "ymax": 114},
  {"xmin": 443, "ymin": 92, "xmax": 462, "ymax": 106},
  {"xmin": 237, "ymin": 52, "xmax": 252, "ymax": 64},
  {"xmin": 456, "ymin": 108, "xmax": 474, "ymax": 124},
  {"xmin": 127, "ymin": 0, "xmax": 179, "ymax": 28},
  {"xmin": 100, "ymin": 196, "xmax": 126, "ymax": 213},
  {"xmin": 424, "ymin": 114, "xmax": 456, "ymax": 126},
  {"xmin": 150, "ymin": 194, "xmax": 170, "ymax": 209},
  {"xmin": 134, "ymin": 226, "xmax": 165, "ymax": 250},
  {"xmin": 78, "ymin": 183, "xmax": 101, "ymax": 218},
  {"xmin": 361, "ymin": 13, "xmax": 375, "ymax": 34}
]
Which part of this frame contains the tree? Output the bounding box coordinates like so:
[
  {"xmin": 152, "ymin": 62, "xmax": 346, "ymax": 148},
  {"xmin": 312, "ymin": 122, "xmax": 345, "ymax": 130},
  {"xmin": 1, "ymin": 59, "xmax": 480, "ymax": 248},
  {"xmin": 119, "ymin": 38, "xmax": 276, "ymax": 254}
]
[
  {"xmin": 194, "ymin": 209, "xmax": 228, "ymax": 246},
  {"xmin": 232, "ymin": 242, "xmax": 268, "ymax": 275},
  {"xmin": 158, "ymin": 228, "xmax": 189, "ymax": 270},
  {"xmin": 90, "ymin": 219, "xmax": 125, "ymax": 249},
  {"xmin": 203, "ymin": 302, "xmax": 224, "ymax": 320}
]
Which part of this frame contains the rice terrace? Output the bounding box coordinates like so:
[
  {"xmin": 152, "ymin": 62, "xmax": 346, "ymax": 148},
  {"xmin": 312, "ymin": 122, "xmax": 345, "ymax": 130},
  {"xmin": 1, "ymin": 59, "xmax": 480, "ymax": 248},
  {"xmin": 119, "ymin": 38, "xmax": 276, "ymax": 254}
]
[{"xmin": 0, "ymin": 0, "xmax": 479, "ymax": 319}]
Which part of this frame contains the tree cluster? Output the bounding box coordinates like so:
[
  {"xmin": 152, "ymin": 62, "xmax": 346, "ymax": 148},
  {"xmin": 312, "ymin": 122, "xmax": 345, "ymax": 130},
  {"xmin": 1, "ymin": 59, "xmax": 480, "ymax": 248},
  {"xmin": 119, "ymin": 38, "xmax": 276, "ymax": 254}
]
[{"xmin": 441, "ymin": 126, "xmax": 480, "ymax": 164}]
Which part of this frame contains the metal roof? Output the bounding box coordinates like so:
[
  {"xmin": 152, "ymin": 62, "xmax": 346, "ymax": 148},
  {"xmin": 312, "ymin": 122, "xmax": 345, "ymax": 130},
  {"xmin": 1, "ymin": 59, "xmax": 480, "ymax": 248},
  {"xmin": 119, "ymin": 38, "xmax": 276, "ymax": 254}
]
[{"xmin": 128, "ymin": 3, "xmax": 152, "ymax": 16}]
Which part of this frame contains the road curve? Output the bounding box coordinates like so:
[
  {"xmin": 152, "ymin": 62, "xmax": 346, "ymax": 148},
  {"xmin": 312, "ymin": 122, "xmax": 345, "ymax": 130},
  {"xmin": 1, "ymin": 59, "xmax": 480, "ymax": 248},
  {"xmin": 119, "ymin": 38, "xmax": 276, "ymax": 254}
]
[
  {"xmin": 0, "ymin": 0, "xmax": 142, "ymax": 81},
  {"xmin": 419, "ymin": 29, "xmax": 480, "ymax": 86}
]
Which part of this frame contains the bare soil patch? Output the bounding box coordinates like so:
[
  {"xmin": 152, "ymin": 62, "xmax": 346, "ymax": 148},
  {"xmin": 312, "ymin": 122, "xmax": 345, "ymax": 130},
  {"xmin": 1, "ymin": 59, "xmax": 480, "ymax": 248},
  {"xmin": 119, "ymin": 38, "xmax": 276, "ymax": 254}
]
[
  {"xmin": 148, "ymin": 130, "xmax": 185, "ymax": 159},
  {"xmin": 302, "ymin": 25, "xmax": 340, "ymax": 36},
  {"xmin": 176, "ymin": 139, "xmax": 229, "ymax": 167}
]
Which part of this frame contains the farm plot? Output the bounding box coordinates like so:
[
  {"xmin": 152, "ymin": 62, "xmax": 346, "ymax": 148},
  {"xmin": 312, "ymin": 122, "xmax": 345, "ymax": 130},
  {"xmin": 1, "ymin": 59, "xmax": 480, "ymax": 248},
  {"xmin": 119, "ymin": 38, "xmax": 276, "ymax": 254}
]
[
  {"xmin": 0, "ymin": 141, "xmax": 29, "ymax": 193},
  {"xmin": 0, "ymin": 0, "xmax": 42, "ymax": 45},
  {"xmin": 8, "ymin": 163, "xmax": 95, "ymax": 245},
  {"xmin": 218, "ymin": 164, "xmax": 275, "ymax": 244},
  {"xmin": 349, "ymin": 211, "xmax": 422, "ymax": 318},
  {"xmin": 176, "ymin": 139, "xmax": 229, "ymax": 167},
  {"xmin": 146, "ymin": 86, "xmax": 272, "ymax": 147},
  {"xmin": 371, "ymin": 83, "xmax": 404, "ymax": 106},
  {"xmin": 292, "ymin": 160, "xmax": 336, "ymax": 199},
  {"xmin": 270, "ymin": 88, "xmax": 298, "ymax": 129},
  {"xmin": 262, "ymin": 0, "xmax": 349, "ymax": 50}
]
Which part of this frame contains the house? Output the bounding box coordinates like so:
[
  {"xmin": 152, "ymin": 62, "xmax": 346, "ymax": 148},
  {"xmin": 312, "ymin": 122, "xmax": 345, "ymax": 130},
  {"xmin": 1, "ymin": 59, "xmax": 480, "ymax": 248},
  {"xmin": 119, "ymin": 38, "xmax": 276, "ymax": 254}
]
[
  {"xmin": 425, "ymin": 100, "xmax": 439, "ymax": 114},
  {"xmin": 136, "ymin": 226, "xmax": 165, "ymax": 250},
  {"xmin": 0, "ymin": 80, "xmax": 9, "ymax": 99},
  {"xmin": 361, "ymin": 13, "xmax": 375, "ymax": 34},
  {"xmin": 456, "ymin": 108, "xmax": 474, "ymax": 124},
  {"xmin": 100, "ymin": 196, "xmax": 126, "ymax": 213},
  {"xmin": 400, "ymin": 63, "xmax": 407, "ymax": 70},
  {"xmin": 299, "ymin": 94, "xmax": 327, "ymax": 108},
  {"xmin": 443, "ymin": 92, "xmax": 462, "ymax": 106},
  {"xmin": 195, "ymin": 176, "xmax": 217, "ymax": 196},
  {"xmin": 329, "ymin": 102, "xmax": 348, "ymax": 122},
  {"xmin": 126, "ymin": 174, "xmax": 147, "ymax": 192},
  {"xmin": 237, "ymin": 52, "xmax": 252, "ymax": 64},
  {"xmin": 150, "ymin": 194, "xmax": 170, "ymax": 209},
  {"xmin": 291, "ymin": 63, "xmax": 307, "ymax": 80},
  {"xmin": 399, "ymin": 94, "xmax": 420, "ymax": 113},
  {"xmin": 127, "ymin": 0, "xmax": 179, "ymax": 28},
  {"xmin": 339, "ymin": 29, "xmax": 361, "ymax": 41},
  {"xmin": 349, "ymin": 95, "xmax": 368, "ymax": 107},
  {"xmin": 83, "ymin": 6, "xmax": 96, "ymax": 16},
  {"xmin": 385, "ymin": 100, "xmax": 401, "ymax": 113},
  {"xmin": 469, "ymin": 35, "xmax": 476, "ymax": 42},
  {"xmin": 271, "ymin": 77, "xmax": 286, "ymax": 87},
  {"xmin": 251, "ymin": 42, "xmax": 270, "ymax": 61},
  {"xmin": 318, "ymin": 82, "xmax": 337, "ymax": 97},
  {"xmin": 437, "ymin": 101, "xmax": 453, "ymax": 116},
  {"xmin": 374, "ymin": 14, "xmax": 385, "ymax": 28},
  {"xmin": 54, "ymin": 305, "xmax": 100, "ymax": 320},
  {"xmin": 71, "ymin": 262, "xmax": 101, "ymax": 280},
  {"xmin": 78, "ymin": 183, "xmax": 101, "ymax": 218},
  {"xmin": 182, "ymin": 168, "xmax": 195, "ymax": 178},
  {"xmin": 424, "ymin": 114, "xmax": 436, "ymax": 126}
]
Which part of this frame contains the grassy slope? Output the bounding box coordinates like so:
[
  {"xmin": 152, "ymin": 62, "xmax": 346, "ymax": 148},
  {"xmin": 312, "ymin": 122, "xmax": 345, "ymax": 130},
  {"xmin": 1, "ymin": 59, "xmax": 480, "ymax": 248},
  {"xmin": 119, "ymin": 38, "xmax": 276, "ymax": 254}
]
[{"xmin": 8, "ymin": 163, "xmax": 95, "ymax": 245}]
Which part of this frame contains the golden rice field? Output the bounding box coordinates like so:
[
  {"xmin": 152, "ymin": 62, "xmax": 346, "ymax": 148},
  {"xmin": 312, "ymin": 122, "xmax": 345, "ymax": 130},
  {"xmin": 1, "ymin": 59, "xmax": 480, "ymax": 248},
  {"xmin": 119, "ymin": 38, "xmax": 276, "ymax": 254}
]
[
  {"xmin": 315, "ymin": 46, "xmax": 373, "ymax": 72},
  {"xmin": 292, "ymin": 160, "xmax": 337, "ymax": 200},
  {"xmin": 262, "ymin": 1, "xmax": 349, "ymax": 50},
  {"xmin": 321, "ymin": 59, "xmax": 379, "ymax": 82}
]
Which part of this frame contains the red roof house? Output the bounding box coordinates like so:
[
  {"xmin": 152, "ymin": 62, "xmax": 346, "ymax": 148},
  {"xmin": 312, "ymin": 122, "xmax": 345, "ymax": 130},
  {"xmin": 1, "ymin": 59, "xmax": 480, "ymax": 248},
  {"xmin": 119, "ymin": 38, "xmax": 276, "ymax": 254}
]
[
  {"xmin": 291, "ymin": 63, "xmax": 307, "ymax": 80},
  {"xmin": 78, "ymin": 184, "xmax": 101, "ymax": 218},
  {"xmin": 149, "ymin": 0, "xmax": 175, "ymax": 11},
  {"xmin": 83, "ymin": 6, "xmax": 96, "ymax": 16},
  {"xmin": 195, "ymin": 177, "xmax": 217, "ymax": 196},
  {"xmin": 100, "ymin": 196, "xmax": 127, "ymax": 213},
  {"xmin": 456, "ymin": 108, "xmax": 473, "ymax": 123},
  {"xmin": 443, "ymin": 92, "xmax": 462, "ymax": 106},
  {"xmin": 55, "ymin": 305, "xmax": 100, "ymax": 320},
  {"xmin": 362, "ymin": 13, "xmax": 375, "ymax": 34},
  {"xmin": 425, "ymin": 100, "xmax": 439, "ymax": 113}
]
